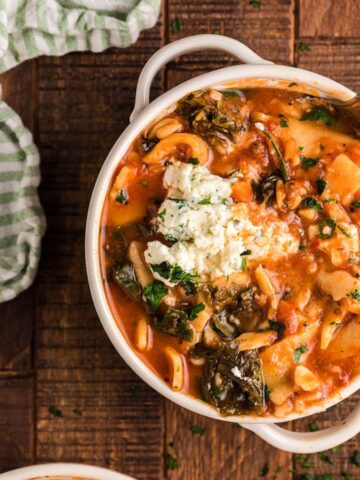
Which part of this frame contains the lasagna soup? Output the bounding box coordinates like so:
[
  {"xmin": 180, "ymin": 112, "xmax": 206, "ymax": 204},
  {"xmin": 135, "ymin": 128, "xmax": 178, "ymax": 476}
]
[{"xmin": 100, "ymin": 85, "xmax": 360, "ymax": 417}]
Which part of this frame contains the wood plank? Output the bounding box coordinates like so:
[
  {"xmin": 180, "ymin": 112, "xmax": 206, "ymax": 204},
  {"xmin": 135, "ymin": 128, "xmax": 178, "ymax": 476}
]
[
  {"xmin": 33, "ymin": 19, "xmax": 166, "ymax": 478},
  {"xmin": 0, "ymin": 378, "xmax": 34, "ymax": 472},
  {"xmin": 299, "ymin": 0, "xmax": 360, "ymax": 38}
]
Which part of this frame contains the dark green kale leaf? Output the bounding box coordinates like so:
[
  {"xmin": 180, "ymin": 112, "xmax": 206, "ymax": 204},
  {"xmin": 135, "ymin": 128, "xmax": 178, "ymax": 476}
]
[
  {"xmin": 112, "ymin": 264, "xmax": 141, "ymax": 300},
  {"xmin": 150, "ymin": 262, "xmax": 199, "ymax": 296},
  {"xmin": 201, "ymin": 345, "xmax": 265, "ymax": 415},
  {"xmin": 300, "ymin": 106, "xmax": 337, "ymax": 126},
  {"xmin": 154, "ymin": 308, "xmax": 194, "ymax": 341}
]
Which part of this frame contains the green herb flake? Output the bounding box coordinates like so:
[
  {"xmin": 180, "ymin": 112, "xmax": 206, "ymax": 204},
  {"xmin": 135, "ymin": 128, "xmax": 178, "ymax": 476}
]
[
  {"xmin": 294, "ymin": 343, "xmax": 308, "ymax": 363},
  {"xmin": 316, "ymin": 177, "xmax": 327, "ymax": 194},
  {"xmin": 198, "ymin": 197, "xmax": 212, "ymax": 205},
  {"xmin": 300, "ymin": 106, "xmax": 337, "ymax": 126},
  {"xmin": 49, "ymin": 406, "xmax": 63, "ymax": 417},
  {"xmin": 279, "ymin": 117, "xmax": 289, "ymax": 128},
  {"xmin": 250, "ymin": 0, "xmax": 261, "ymax": 9},
  {"xmin": 300, "ymin": 197, "xmax": 322, "ymax": 211},
  {"xmin": 115, "ymin": 189, "xmax": 128, "ymax": 204},
  {"xmin": 350, "ymin": 450, "xmax": 360, "ymax": 467},
  {"xmin": 318, "ymin": 219, "xmax": 336, "ymax": 239},
  {"xmin": 171, "ymin": 17, "xmax": 181, "ymax": 33},
  {"xmin": 331, "ymin": 445, "xmax": 341, "ymax": 453},
  {"xmin": 190, "ymin": 425, "xmax": 205, "ymax": 435},
  {"xmin": 144, "ymin": 281, "xmax": 168, "ymax": 310},
  {"xmin": 188, "ymin": 157, "xmax": 199, "ymax": 165},
  {"xmin": 299, "ymin": 42, "xmax": 310, "ymax": 52},
  {"xmin": 350, "ymin": 199, "xmax": 360, "ymax": 211},
  {"xmin": 301, "ymin": 156, "xmax": 319, "ymax": 169},
  {"xmin": 347, "ymin": 289, "xmax": 360, "ymax": 302},
  {"xmin": 260, "ymin": 463, "xmax": 269, "ymax": 477},
  {"xmin": 337, "ymin": 224, "xmax": 351, "ymax": 238},
  {"xmin": 165, "ymin": 451, "xmax": 179, "ymax": 471},
  {"xmin": 220, "ymin": 90, "xmax": 240, "ymax": 98},
  {"xmin": 308, "ymin": 421, "xmax": 319, "ymax": 432},
  {"xmin": 158, "ymin": 209, "xmax": 166, "ymax": 221},
  {"xmin": 295, "ymin": 454, "xmax": 314, "ymax": 469},
  {"xmin": 72, "ymin": 407, "xmax": 82, "ymax": 416},
  {"xmin": 241, "ymin": 257, "xmax": 247, "ymax": 271},
  {"xmin": 240, "ymin": 249, "xmax": 252, "ymax": 256},
  {"xmin": 320, "ymin": 452, "xmax": 333, "ymax": 464},
  {"xmin": 189, "ymin": 303, "xmax": 205, "ymax": 320},
  {"xmin": 139, "ymin": 179, "xmax": 149, "ymax": 187}
]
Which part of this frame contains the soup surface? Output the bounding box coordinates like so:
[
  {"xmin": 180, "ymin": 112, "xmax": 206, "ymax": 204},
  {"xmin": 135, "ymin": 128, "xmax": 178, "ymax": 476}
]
[{"xmin": 100, "ymin": 85, "xmax": 360, "ymax": 418}]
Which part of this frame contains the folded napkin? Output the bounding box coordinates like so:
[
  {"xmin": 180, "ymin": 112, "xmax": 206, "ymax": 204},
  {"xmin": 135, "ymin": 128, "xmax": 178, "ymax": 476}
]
[{"xmin": 0, "ymin": 0, "xmax": 160, "ymax": 303}]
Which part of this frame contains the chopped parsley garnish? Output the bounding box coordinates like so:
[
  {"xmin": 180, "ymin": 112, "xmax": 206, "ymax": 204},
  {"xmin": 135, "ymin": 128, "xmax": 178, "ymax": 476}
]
[
  {"xmin": 329, "ymin": 321, "xmax": 342, "ymax": 327},
  {"xmin": 171, "ymin": 17, "xmax": 181, "ymax": 33},
  {"xmin": 129, "ymin": 385, "xmax": 141, "ymax": 395},
  {"xmin": 279, "ymin": 117, "xmax": 288, "ymax": 128},
  {"xmin": 318, "ymin": 219, "xmax": 336, "ymax": 239},
  {"xmin": 198, "ymin": 197, "xmax": 212, "ymax": 205},
  {"xmin": 220, "ymin": 89, "xmax": 241, "ymax": 97},
  {"xmin": 295, "ymin": 454, "xmax": 314, "ymax": 468},
  {"xmin": 188, "ymin": 157, "xmax": 199, "ymax": 165},
  {"xmin": 49, "ymin": 406, "xmax": 63, "ymax": 417},
  {"xmin": 337, "ymin": 224, "xmax": 351, "ymax": 238},
  {"xmin": 350, "ymin": 450, "xmax": 360, "ymax": 467},
  {"xmin": 300, "ymin": 197, "xmax": 322, "ymax": 211},
  {"xmin": 299, "ymin": 42, "xmax": 310, "ymax": 52},
  {"xmin": 144, "ymin": 281, "xmax": 168, "ymax": 310},
  {"xmin": 189, "ymin": 303, "xmax": 205, "ymax": 320},
  {"xmin": 240, "ymin": 249, "xmax": 252, "ymax": 256},
  {"xmin": 73, "ymin": 407, "xmax": 82, "ymax": 416},
  {"xmin": 350, "ymin": 199, "xmax": 360, "ymax": 211},
  {"xmin": 300, "ymin": 106, "xmax": 337, "ymax": 126},
  {"xmin": 294, "ymin": 343, "xmax": 308, "ymax": 362},
  {"xmin": 150, "ymin": 262, "xmax": 199, "ymax": 296},
  {"xmin": 308, "ymin": 421, "xmax": 319, "ymax": 432},
  {"xmin": 190, "ymin": 425, "xmax": 205, "ymax": 435},
  {"xmin": 241, "ymin": 257, "xmax": 247, "ymax": 271},
  {"xmin": 347, "ymin": 289, "xmax": 360, "ymax": 302},
  {"xmin": 301, "ymin": 156, "xmax": 319, "ymax": 169},
  {"xmin": 158, "ymin": 208, "xmax": 166, "ymax": 221},
  {"xmin": 165, "ymin": 451, "xmax": 179, "ymax": 471},
  {"xmin": 250, "ymin": 0, "xmax": 261, "ymax": 9},
  {"xmin": 139, "ymin": 179, "xmax": 149, "ymax": 187},
  {"xmin": 260, "ymin": 463, "xmax": 269, "ymax": 477},
  {"xmin": 269, "ymin": 319, "xmax": 285, "ymax": 339},
  {"xmin": 316, "ymin": 177, "xmax": 327, "ymax": 194},
  {"xmin": 115, "ymin": 189, "xmax": 128, "ymax": 204}
]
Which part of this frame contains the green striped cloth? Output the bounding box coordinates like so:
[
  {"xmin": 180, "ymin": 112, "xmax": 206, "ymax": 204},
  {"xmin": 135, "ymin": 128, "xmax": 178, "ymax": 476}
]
[{"xmin": 0, "ymin": 0, "xmax": 160, "ymax": 302}]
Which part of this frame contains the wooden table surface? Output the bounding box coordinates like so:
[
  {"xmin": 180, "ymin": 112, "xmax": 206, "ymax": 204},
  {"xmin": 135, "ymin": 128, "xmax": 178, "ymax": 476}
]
[{"xmin": 1, "ymin": 1, "xmax": 360, "ymax": 478}]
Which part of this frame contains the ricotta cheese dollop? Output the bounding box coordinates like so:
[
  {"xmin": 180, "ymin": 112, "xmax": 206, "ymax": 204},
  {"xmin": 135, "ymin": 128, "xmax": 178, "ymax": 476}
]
[{"xmin": 144, "ymin": 162, "xmax": 299, "ymax": 284}]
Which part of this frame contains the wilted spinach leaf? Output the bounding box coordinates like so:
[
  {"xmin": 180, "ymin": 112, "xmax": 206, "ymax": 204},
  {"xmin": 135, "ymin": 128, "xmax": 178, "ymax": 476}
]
[
  {"xmin": 112, "ymin": 264, "xmax": 141, "ymax": 300},
  {"xmin": 154, "ymin": 308, "xmax": 194, "ymax": 341}
]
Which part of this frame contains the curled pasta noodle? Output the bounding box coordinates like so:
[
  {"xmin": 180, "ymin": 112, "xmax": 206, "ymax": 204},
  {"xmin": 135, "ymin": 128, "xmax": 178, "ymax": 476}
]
[
  {"xmin": 147, "ymin": 117, "xmax": 183, "ymax": 139},
  {"xmin": 320, "ymin": 305, "xmax": 346, "ymax": 350},
  {"xmin": 143, "ymin": 133, "xmax": 208, "ymax": 165},
  {"xmin": 164, "ymin": 346, "xmax": 186, "ymax": 391},
  {"xmin": 234, "ymin": 330, "xmax": 277, "ymax": 351},
  {"xmin": 134, "ymin": 317, "xmax": 153, "ymax": 352}
]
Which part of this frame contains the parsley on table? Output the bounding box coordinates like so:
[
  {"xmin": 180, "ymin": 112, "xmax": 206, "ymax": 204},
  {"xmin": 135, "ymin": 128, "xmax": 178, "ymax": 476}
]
[
  {"xmin": 301, "ymin": 156, "xmax": 319, "ymax": 169},
  {"xmin": 171, "ymin": 17, "xmax": 181, "ymax": 33},
  {"xmin": 316, "ymin": 177, "xmax": 327, "ymax": 194},
  {"xmin": 189, "ymin": 303, "xmax": 205, "ymax": 320},
  {"xmin": 300, "ymin": 197, "xmax": 322, "ymax": 211},
  {"xmin": 295, "ymin": 454, "xmax": 314, "ymax": 468},
  {"xmin": 299, "ymin": 42, "xmax": 310, "ymax": 52},
  {"xmin": 350, "ymin": 199, "xmax": 360, "ymax": 211},
  {"xmin": 342, "ymin": 473, "xmax": 352, "ymax": 480},
  {"xmin": 188, "ymin": 157, "xmax": 199, "ymax": 165},
  {"xmin": 191, "ymin": 425, "xmax": 205, "ymax": 435},
  {"xmin": 165, "ymin": 451, "xmax": 179, "ymax": 471},
  {"xmin": 300, "ymin": 106, "xmax": 337, "ymax": 126},
  {"xmin": 115, "ymin": 189, "xmax": 128, "ymax": 204},
  {"xmin": 144, "ymin": 281, "xmax": 168, "ymax": 310},
  {"xmin": 350, "ymin": 450, "xmax": 360, "ymax": 466},
  {"xmin": 48, "ymin": 405, "xmax": 63, "ymax": 417},
  {"xmin": 250, "ymin": 0, "xmax": 261, "ymax": 9},
  {"xmin": 294, "ymin": 344, "xmax": 308, "ymax": 363},
  {"xmin": 260, "ymin": 463, "xmax": 269, "ymax": 476},
  {"xmin": 320, "ymin": 452, "xmax": 333, "ymax": 464}
]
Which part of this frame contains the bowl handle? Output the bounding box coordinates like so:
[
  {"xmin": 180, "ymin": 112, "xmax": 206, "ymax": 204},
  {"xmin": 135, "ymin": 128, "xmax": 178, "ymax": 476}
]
[
  {"xmin": 130, "ymin": 34, "xmax": 272, "ymax": 122},
  {"xmin": 240, "ymin": 400, "xmax": 360, "ymax": 453}
]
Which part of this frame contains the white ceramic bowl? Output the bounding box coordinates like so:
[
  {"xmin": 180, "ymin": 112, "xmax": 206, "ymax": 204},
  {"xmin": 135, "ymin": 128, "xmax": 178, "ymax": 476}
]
[
  {"xmin": 85, "ymin": 34, "xmax": 360, "ymax": 453},
  {"xmin": 0, "ymin": 463, "xmax": 135, "ymax": 480}
]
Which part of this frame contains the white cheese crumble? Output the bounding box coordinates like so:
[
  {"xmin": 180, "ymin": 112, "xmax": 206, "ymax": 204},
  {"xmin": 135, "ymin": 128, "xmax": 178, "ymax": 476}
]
[{"xmin": 144, "ymin": 162, "xmax": 299, "ymax": 283}]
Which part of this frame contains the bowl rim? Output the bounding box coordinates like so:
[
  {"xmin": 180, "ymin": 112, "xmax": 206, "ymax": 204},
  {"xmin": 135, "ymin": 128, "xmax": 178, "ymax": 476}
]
[
  {"xmin": 0, "ymin": 463, "xmax": 135, "ymax": 480},
  {"xmin": 85, "ymin": 63, "xmax": 359, "ymax": 424}
]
